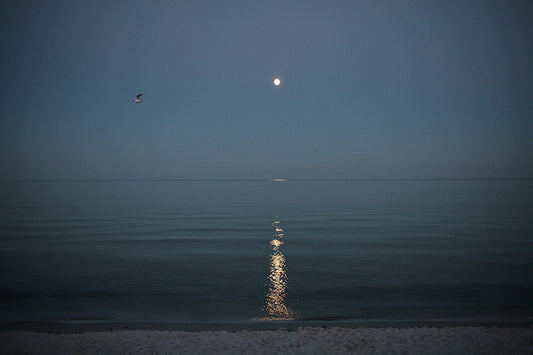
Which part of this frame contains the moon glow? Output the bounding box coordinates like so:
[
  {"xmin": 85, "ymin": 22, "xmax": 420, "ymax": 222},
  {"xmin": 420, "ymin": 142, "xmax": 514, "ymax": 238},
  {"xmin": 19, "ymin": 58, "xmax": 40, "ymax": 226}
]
[{"xmin": 273, "ymin": 78, "xmax": 281, "ymax": 86}]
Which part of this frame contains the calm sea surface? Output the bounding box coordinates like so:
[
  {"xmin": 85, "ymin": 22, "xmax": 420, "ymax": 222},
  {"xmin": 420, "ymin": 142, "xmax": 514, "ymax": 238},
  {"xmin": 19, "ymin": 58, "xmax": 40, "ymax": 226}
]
[{"xmin": 1, "ymin": 180, "xmax": 532, "ymax": 322}]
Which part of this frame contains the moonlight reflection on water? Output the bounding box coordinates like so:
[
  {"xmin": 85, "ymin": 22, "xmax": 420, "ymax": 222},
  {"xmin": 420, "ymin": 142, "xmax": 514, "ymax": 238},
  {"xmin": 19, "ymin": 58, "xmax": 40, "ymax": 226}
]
[{"xmin": 263, "ymin": 218, "xmax": 296, "ymax": 320}]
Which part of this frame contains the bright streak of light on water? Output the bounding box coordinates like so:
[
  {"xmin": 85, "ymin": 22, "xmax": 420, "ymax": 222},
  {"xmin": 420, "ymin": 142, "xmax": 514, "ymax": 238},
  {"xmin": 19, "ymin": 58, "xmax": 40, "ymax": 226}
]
[{"xmin": 263, "ymin": 217, "xmax": 296, "ymax": 320}]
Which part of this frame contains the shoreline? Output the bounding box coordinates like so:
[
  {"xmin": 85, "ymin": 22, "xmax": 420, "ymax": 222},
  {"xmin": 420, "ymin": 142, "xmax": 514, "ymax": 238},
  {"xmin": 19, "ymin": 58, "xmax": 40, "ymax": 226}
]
[{"xmin": 2, "ymin": 318, "xmax": 532, "ymax": 333}]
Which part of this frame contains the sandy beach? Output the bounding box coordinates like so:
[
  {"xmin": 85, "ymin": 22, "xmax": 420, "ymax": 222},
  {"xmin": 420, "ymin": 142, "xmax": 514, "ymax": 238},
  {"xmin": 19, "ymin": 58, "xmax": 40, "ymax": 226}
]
[{"xmin": 1, "ymin": 322, "xmax": 532, "ymax": 354}]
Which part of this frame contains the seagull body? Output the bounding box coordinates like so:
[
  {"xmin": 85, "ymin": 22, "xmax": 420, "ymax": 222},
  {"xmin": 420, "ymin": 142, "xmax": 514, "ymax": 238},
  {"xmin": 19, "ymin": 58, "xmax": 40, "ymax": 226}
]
[{"xmin": 133, "ymin": 93, "xmax": 143, "ymax": 103}]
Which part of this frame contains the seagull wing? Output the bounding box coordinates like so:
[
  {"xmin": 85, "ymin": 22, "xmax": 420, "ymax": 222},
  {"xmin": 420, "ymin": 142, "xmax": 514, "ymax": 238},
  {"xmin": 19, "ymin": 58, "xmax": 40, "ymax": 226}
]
[{"xmin": 136, "ymin": 93, "xmax": 143, "ymax": 99}]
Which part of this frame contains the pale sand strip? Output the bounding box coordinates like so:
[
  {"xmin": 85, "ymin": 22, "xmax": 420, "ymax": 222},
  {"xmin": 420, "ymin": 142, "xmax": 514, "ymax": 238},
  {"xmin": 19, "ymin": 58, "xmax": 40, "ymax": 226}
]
[{"xmin": 1, "ymin": 326, "xmax": 532, "ymax": 354}]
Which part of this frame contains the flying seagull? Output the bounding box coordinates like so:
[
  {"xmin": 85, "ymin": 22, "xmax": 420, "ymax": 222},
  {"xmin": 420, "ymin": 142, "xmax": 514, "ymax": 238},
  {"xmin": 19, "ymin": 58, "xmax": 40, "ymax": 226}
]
[{"xmin": 133, "ymin": 93, "xmax": 143, "ymax": 103}]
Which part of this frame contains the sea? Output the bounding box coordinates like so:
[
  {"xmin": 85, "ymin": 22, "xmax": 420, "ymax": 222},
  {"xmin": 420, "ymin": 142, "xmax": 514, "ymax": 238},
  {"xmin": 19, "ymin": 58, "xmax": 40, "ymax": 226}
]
[{"xmin": 1, "ymin": 179, "xmax": 532, "ymax": 323}]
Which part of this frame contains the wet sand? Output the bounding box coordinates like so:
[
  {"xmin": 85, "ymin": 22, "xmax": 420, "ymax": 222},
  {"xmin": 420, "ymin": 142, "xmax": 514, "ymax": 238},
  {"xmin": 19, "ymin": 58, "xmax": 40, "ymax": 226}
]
[{"xmin": 1, "ymin": 319, "xmax": 533, "ymax": 333}]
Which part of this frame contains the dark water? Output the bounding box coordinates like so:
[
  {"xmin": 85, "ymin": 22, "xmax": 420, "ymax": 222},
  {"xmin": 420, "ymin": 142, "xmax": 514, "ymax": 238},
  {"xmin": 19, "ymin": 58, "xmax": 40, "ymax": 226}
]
[{"xmin": 1, "ymin": 180, "xmax": 532, "ymax": 322}]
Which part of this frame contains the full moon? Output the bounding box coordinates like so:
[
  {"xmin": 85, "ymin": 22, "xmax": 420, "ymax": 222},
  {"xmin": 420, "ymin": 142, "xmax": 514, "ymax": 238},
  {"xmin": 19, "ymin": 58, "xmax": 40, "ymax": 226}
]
[{"xmin": 273, "ymin": 78, "xmax": 281, "ymax": 86}]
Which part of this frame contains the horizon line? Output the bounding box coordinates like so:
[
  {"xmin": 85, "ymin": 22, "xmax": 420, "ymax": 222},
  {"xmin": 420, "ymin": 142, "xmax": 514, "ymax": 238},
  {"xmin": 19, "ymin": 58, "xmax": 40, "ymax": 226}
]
[{"xmin": 1, "ymin": 177, "xmax": 532, "ymax": 182}]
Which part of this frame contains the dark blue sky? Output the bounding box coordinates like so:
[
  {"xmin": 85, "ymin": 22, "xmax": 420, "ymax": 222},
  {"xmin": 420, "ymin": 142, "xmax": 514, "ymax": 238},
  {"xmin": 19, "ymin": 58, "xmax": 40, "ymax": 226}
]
[{"xmin": 1, "ymin": 0, "xmax": 532, "ymax": 179}]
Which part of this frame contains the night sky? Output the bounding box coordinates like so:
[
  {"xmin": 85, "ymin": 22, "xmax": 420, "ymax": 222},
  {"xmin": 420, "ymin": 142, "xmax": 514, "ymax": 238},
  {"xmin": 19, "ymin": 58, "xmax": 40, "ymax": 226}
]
[{"xmin": 1, "ymin": 0, "xmax": 532, "ymax": 180}]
